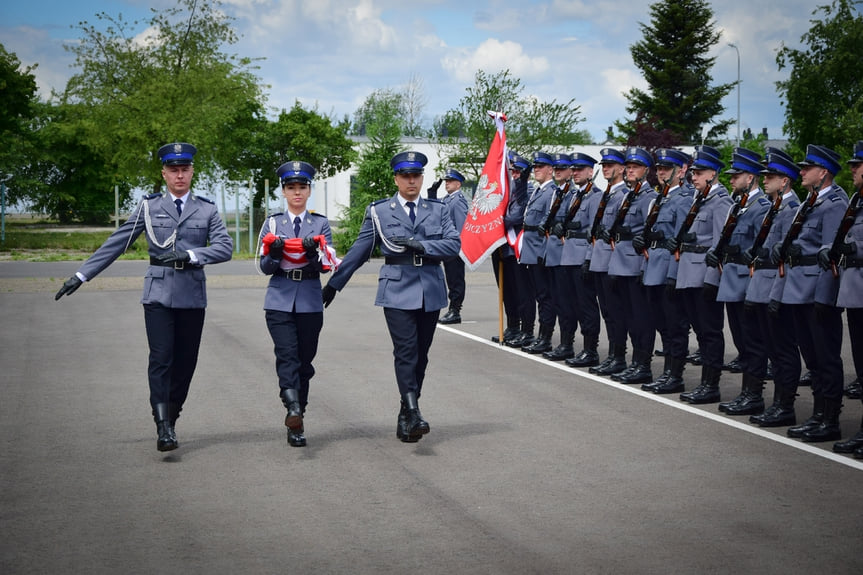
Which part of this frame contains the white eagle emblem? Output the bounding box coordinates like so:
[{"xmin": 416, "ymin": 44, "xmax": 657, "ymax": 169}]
[{"xmin": 469, "ymin": 174, "xmax": 503, "ymax": 220}]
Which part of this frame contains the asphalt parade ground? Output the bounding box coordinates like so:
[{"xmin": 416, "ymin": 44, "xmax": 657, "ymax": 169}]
[{"xmin": 1, "ymin": 260, "xmax": 861, "ymax": 574}]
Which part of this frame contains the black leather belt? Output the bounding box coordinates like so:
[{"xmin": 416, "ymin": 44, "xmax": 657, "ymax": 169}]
[
  {"xmin": 752, "ymin": 260, "xmax": 778, "ymax": 270},
  {"xmin": 522, "ymin": 225, "xmax": 541, "ymax": 232},
  {"xmin": 613, "ymin": 231, "xmax": 635, "ymax": 242},
  {"xmin": 273, "ymin": 267, "xmax": 320, "ymax": 280},
  {"xmin": 680, "ymin": 243, "xmax": 710, "ymax": 254},
  {"xmin": 787, "ymin": 255, "xmax": 818, "ymax": 267},
  {"xmin": 385, "ymin": 255, "xmax": 438, "ymax": 267},
  {"xmin": 841, "ymin": 257, "xmax": 863, "ymax": 269},
  {"xmin": 722, "ymin": 253, "xmax": 749, "ymax": 266},
  {"xmin": 149, "ymin": 257, "xmax": 201, "ymax": 270},
  {"xmin": 566, "ymin": 230, "xmax": 590, "ymax": 240}
]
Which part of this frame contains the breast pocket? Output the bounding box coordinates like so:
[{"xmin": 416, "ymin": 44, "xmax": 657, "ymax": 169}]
[
  {"xmin": 182, "ymin": 221, "xmax": 208, "ymax": 245},
  {"xmin": 150, "ymin": 219, "xmax": 176, "ymax": 245}
]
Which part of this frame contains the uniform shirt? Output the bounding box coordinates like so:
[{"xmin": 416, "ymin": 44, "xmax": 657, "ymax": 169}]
[
  {"xmin": 642, "ymin": 183, "xmax": 694, "ymax": 286},
  {"xmin": 675, "ymin": 183, "xmax": 732, "ymax": 289},
  {"xmin": 326, "ymin": 193, "xmax": 461, "ymax": 311},
  {"xmin": 76, "ymin": 191, "xmax": 233, "ymax": 309},
  {"xmin": 258, "ymin": 211, "xmax": 332, "ymax": 313},
  {"xmin": 716, "ymin": 188, "xmax": 771, "ymax": 302}
]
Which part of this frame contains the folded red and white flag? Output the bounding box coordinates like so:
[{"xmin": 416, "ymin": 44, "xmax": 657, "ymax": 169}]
[{"xmin": 261, "ymin": 233, "xmax": 341, "ymax": 271}]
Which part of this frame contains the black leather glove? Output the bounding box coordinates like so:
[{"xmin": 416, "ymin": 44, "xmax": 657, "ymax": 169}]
[
  {"xmin": 665, "ymin": 278, "xmax": 677, "ymax": 299},
  {"xmin": 741, "ymin": 247, "xmax": 755, "ymax": 266},
  {"xmin": 632, "ymin": 233, "xmax": 646, "ymax": 252},
  {"xmin": 705, "ymin": 248, "xmax": 720, "ymax": 268},
  {"xmin": 702, "ymin": 283, "xmax": 719, "ymax": 302},
  {"xmin": 838, "ymin": 241, "xmax": 857, "ymax": 255},
  {"xmin": 154, "ymin": 250, "xmax": 191, "ymax": 265},
  {"xmin": 597, "ymin": 227, "xmax": 612, "ymax": 244},
  {"xmin": 302, "ymin": 237, "xmax": 318, "ymax": 256},
  {"xmin": 321, "ymin": 285, "xmax": 337, "ymax": 308},
  {"xmin": 665, "ymin": 237, "xmax": 678, "ymax": 254},
  {"xmin": 551, "ymin": 222, "xmax": 565, "ymax": 238},
  {"xmin": 537, "ymin": 223, "xmax": 548, "ymax": 237},
  {"xmin": 392, "ymin": 238, "xmax": 425, "ymax": 254},
  {"xmin": 817, "ymin": 247, "xmax": 832, "ymax": 271},
  {"xmin": 581, "ymin": 260, "xmax": 591, "ymax": 280},
  {"xmin": 269, "ymin": 237, "xmax": 285, "ymax": 261},
  {"xmin": 427, "ymin": 178, "xmax": 443, "ymax": 200},
  {"xmin": 519, "ymin": 165, "xmax": 532, "ymax": 184},
  {"xmin": 768, "ymin": 299, "xmax": 781, "ymax": 317},
  {"xmin": 55, "ymin": 276, "xmax": 83, "ymax": 300},
  {"xmin": 787, "ymin": 243, "xmax": 802, "ymax": 258},
  {"xmin": 770, "ymin": 242, "xmax": 783, "ymax": 264}
]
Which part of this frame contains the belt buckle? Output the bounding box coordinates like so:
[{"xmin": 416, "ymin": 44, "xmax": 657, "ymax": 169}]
[
  {"xmin": 174, "ymin": 260, "xmax": 185, "ymax": 270},
  {"xmin": 290, "ymin": 269, "xmax": 303, "ymax": 281},
  {"xmin": 413, "ymin": 253, "xmax": 423, "ymax": 267}
]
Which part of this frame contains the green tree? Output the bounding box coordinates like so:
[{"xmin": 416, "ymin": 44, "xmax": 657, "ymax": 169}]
[
  {"xmin": 61, "ymin": 0, "xmax": 266, "ymax": 197},
  {"xmin": 335, "ymin": 94, "xmax": 403, "ymax": 253},
  {"xmin": 0, "ymin": 44, "xmax": 39, "ymax": 189},
  {"xmin": 776, "ymin": 0, "xmax": 863, "ymax": 192},
  {"xmin": 618, "ymin": 0, "xmax": 734, "ymax": 144},
  {"xmin": 435, "ymin": 69, "xmax": 587, "ymax": 184}
]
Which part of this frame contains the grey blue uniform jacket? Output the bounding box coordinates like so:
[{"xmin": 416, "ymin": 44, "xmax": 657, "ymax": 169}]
[
  {"xmin": 642, "ymin": 184, "xmax": 694, "ymax": 286},
  {"xmin": 748, "ymin": 194, "xmax": 799, "ymax": 305},
  {"xmin": 560, "ymin": 185, "xmax": 601, "ymax": 267},
  {"xmin": 544, "ymin": 183, "xmax": 574, "ymax": 268},
  {"xmin": 258, "ymin": 212, "xmax": 333, "ymax": 313},
  {"xmin": 326, "ymin": 194, "xmax": 461, "ymax": 311},
  {"xmin": 716, "ymin": 189, "xmax": 771, "ymax": 302},
  {"xmin": 77, "ymin": 192, "xmax": 233, "ymax": 308},
  {"xmin": 837, "ymin": 196, "xmax": 863, "ymax": 309},
  {"xmin": 607, "ymin": 184, "xmax": 658, "ymax": 277},
  {"xmin": 443, "ymin": 190, "xmax": 469, "ymax": 236},
  {"xmin": 588, "ymin": 182, "xmax": 628, "ymax": 273},
  {"xmin": 519, "ymin": 179, "xmax": 557, "ymax": 265},
  {"xmin": 779, "ymin": 185, "xmax": 847, "ymax": 305},
  {"xmin": 675, "ymin": 184, "xmax": 732, "ymax": 289}
]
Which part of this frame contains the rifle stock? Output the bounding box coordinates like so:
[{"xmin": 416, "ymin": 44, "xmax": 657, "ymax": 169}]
[
  {"xmin": 777, "ymin": 189, "xmax": 819, "ymax": 278},
  {"xmin": 827, "ymin": 184, "xmax": 863, "ymax": 278}
]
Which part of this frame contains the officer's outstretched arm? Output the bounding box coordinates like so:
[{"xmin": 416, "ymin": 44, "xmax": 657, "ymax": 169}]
[{"xmin": 55, "ymin": 276, "xmax": 83, "ymax": 300}]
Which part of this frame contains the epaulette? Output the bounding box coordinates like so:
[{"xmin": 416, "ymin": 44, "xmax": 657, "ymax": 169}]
[
  {"xmin": 269, "ymin": 212, "xmax": 284, "ymax": 218},
  {"xmin": 756, "ymin": 196, "xmax": 772, "ymax": 207},
  {"xmin": 143, "ymin": 193, "xmax": 161, "ymax": 200},
  {"xmin": 424, "ymin": 198, "xmax": 444, "ymax": 205},
  {"xmin": 827, "ymin": 194, "xmax": 842, "ymax": 202},
  {"xmin": 195, "ymin": 196, "xmax": 215, "ymax": 205},
  {"xmin": 370, "ymin": 198, "xmax": 389, "ymax": 207},
  {"xmin": 308, "ymin": 211, "xmax": 327, "ymax": 218}
]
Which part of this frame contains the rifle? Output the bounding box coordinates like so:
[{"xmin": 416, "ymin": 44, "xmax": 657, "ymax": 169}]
[
  {"xmin": 641, "ymin": 180, "xmax": 672, "ymax": 260},
  {"xmin": 777, "ymin": 188, "xmax": 819, "ymax": 278},
  {"xmin": 827, "ymin": 184, "xmax": 863, "ymax": 278},
  {"xmin": 712, "ymin": 189, "xmax": 751, "ymax": 273},
  {"xmin": 748, "ymin": 193, "xmax": 783, "ymax": 277},
  {"xmin": 673, "ymin": 183, "xmax": 712, "ymax": 262},
  {"xmin": 590, "ymin": 182, "xmax": 614, "ymax": 244},
  {"xmin": 540, "ymin": 180, "xmax": 571, "ymax": 237},
  {"xmin": 559, "ymin": 169, "xmax": 599, "ymax": 238},
  {"xmin": 607, "ymin": 178, "xmax": 644, "ymax": 250}
]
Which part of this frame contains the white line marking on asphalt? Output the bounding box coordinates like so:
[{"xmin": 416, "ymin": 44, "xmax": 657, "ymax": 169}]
[{"xmin": 438, "ymin": 325, "xmax": 863, "ymax": 472}]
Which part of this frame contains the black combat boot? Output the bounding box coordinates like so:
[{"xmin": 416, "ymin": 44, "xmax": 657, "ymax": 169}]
[
  {"xmin": 398, "ymin": 392, "xmax": 430, "ymax": 442},
  {"xmin": 833, "ymin": 414, "xmax": 863, "ymax": 453},
  {"xmin": 492, "ymin": 318, "xmax": 520, "ymax": 344},
  {"xmin": 722, "ymin": 355, "xmax": 743, "ymax": 373},
  {"xmin": 844, "ymin": 378, "xmax": 862, "ymax": 399},
  {"xmin": 642, "ymin": 355, "xmax": 672, "ymax": 391},
  {"xmin": 687, "ymin": 348, "xmax": 702, "ymax": 365},
  {"xmin": 592, "ymin": 344, "xmax": 628, "ymax": 376},
  {"xmin": 523, "ymin": 323, "xmax": 554, "ymax": 354},
  {"xmin": 802, "ymin": 397, "xmax": 843, "ymax": 443},
  {"xmin": 724, "ymin": 373, "xmax": 765, "ymax": 416},
  {"xmin": 154, "ymin": 402, "xmax": 178, "ymax": 452},
  {"xmin": 543, "ymin": 330, "xmax": 575, "ymax": 361},
  {"xmin": 617, "ymin": 348, "xmax": 653, "ymax": 385},
  {"xmin": 508, "ymin": 323, "xmax": 534, "ymax": 348},
  {"xmin": 588, "ymin": 341, "xmax": 616, "ymax": 374},
  {"xmin": 280, "ymin": 389, "xmax": 306, "ymax": 447},
  {"xmin": 750, "ymin": 388, "xmax": 797, "ymax": 427},
  {"xmin": 611, "ymin": 355, "xmax": 638, "ymax": 381},
  {"xmin": 652, "ymin": 357, "xmax": 687, "ymax": 394},
  {"xmin": 787, "ymin": 394, "xmax": 824, "ymax": 438},
  {"xmin": 438, "ymin": 304, "xmax": 462, "ymax": 325},
  {"xmin": 680, "ymin": 365, "xmax": 722, "ymax": 404},
  {"xmin": 566, "ymin": 335, "xmax": 600, "ymax": 368}
]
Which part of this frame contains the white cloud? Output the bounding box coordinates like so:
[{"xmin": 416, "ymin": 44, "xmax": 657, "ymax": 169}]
[{"xmin": 441, "ymin": 38, "xmax": 548, "ymax": 83}]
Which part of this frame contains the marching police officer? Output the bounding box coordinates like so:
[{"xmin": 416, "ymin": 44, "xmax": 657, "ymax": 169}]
[
  {"xmin": 321, "ymin": 151, "xmax": 460, "ymax": 443},
  {"xmin": 638, "ymin": 148, "xmax": 694, "ymax": 394},
  {"xmin": 55, "ymin": 143, "xmax": 233, "ymax": 452},
  {"xmin": 438, "ymin": 168, "xmax": 469, "ymax": 325},
  {"xmin": 258, "ymin": 161, "xmax": 333, "ymax": 447}
]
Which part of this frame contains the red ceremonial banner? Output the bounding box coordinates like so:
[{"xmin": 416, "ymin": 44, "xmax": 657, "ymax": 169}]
[{"xmin": 459, "ymin": 111, "xmax": 510, "ymax": 270}]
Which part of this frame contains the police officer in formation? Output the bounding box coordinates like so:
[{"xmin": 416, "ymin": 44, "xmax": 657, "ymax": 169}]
[
  {"xmin": 258, "ymin": 161, "xmax": 332, "ymax": 448},
  {"xmin": 55, "ymin": 143, "xmax": 233, "ymax": 452},
  {"xmin": 438, "ymin": 168, "xmax": 470, "ymax": 325},
  {"xmin": 322, "ymin": 151, "xmax": 460, "ymax": 443}
]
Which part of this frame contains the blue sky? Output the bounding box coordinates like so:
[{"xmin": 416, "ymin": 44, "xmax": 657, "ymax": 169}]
[{"xmin": 0, "ymin": 0, "xmax": 840, "ymax": 143}]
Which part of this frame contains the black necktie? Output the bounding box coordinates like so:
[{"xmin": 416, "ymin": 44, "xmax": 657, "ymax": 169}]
[
  {"xmin": 406, "ymin": 201, "xmax": 416, "ymax": 224},
  {"xmin": 293, "ymin": 216, "xmax": 301, "ymax": 238},
  {"xmin": 174, "ymin": 198, "xmax": 183, "ymax": 217}
]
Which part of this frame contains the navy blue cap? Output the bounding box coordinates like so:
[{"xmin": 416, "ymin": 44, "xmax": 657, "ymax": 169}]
[
  {"xmin": 725, "ymin": 153, "xmax": 763, "ymax": 175},
  {"xmin": 849, "ymin": 141, "xmax": 863, "ymax": 164},
  {"xmin": 598, "ymin": 148, "xmax": 625, "ymax": 165},
  {"xmin": 691, "ymin": 150, "xmax": 725, "ymax": 172},
  {"xmin": 695, "ymin": 145, "xmax": 721, "ymax": 159},
  {"xmin": 761, "ymin": 153, "xmax": 800, "ymax": 180},
  {"xmin": 763, "ymin": 147, "xmax": 793, "ymax": 164},
  {"xmin": 443, "ymin": 168, "xmax": 465, "ymax": 182},
  {"xmin": 277, "ymin": 161, "xmax": 316, "ymax": 185},
  {"xmin": 798, "ymin": 144, "xmax": 841, "ymax": 175},
  {"xmin": 509, "ymin": 152, "xmax": 530, "ymax": 171},
  {"xmin": 734, "ymin": 147, "xmax": 761, "ymax": 163},
  {"xmin": 624, "ymin": 146, "xmax": 653, "ymax": 168},
  {"xmin": 158, "ymin": 142, "xmax": 197, "ymax": 165},
  {"xmin": 391, "ymin": 151, "xmax": 428, "ymax": 174},
  {"xmin": 654, "ymin": 148, "xmax": 689, "ymax": 167},
  {"xmin": 552, "ymin": 153, "xmax": 572, "ymax": 168},
  {"xmin": 570, "ymin": 153, "xmax": 597, "ymax": 168},
  {"xmin": 533, "ymin": 151, "xmax": 554, "ymax": 166}
]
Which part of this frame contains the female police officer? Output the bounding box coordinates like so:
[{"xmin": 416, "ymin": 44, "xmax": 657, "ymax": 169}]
[{"xmin": 258, "ymin": 161, "xmax": 334, "ymax": 448}]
